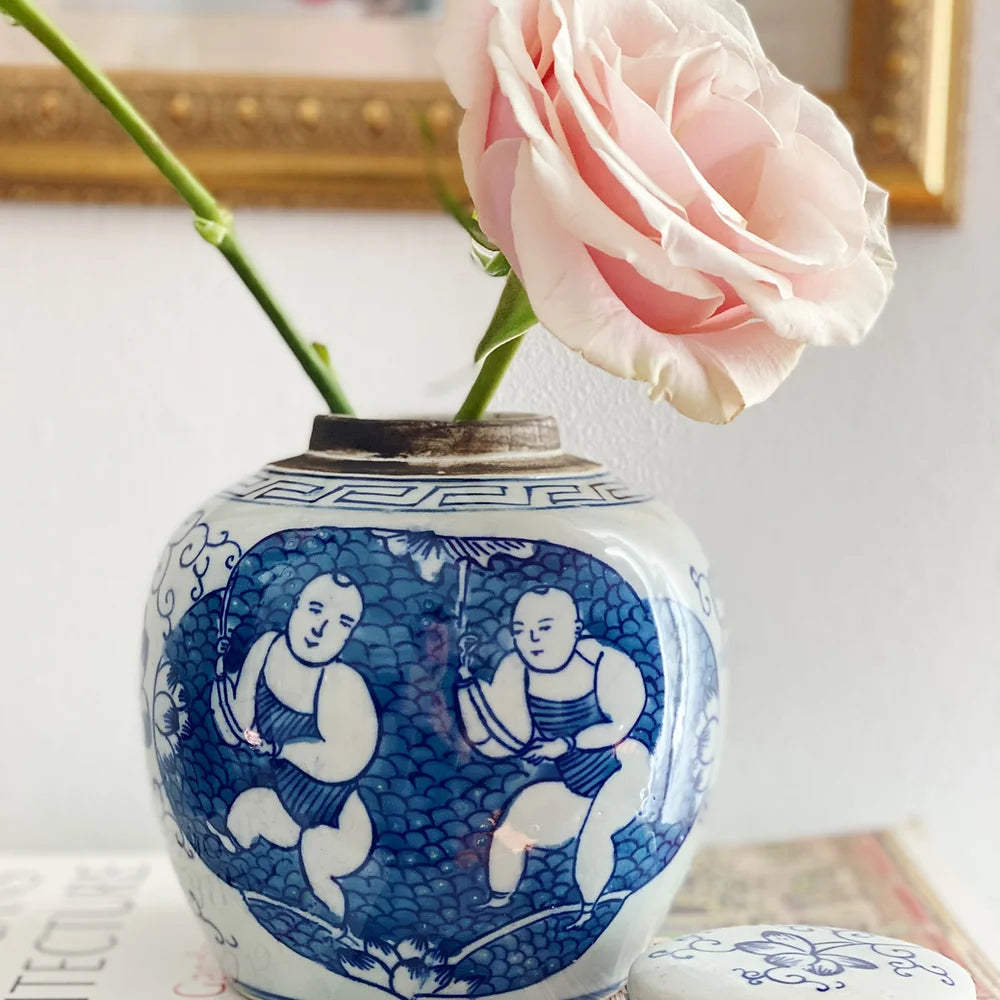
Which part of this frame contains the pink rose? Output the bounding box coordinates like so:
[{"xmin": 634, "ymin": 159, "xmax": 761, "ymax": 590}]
[{"xmin": 440, "ymin": 0, "xmax": 896, "ymax": 423}]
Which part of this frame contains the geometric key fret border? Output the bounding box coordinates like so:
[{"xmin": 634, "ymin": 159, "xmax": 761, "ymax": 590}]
[{"xmin": 222, "ymin": 468, "xmax": 651, "ymax": 512}]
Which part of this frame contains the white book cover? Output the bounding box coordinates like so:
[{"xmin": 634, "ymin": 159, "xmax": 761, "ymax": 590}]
[{"xmin": 0, "ymin": 855, "xmax": 239, "ymax": 1000}]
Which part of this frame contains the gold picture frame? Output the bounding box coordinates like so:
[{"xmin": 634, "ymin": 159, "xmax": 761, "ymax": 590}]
[{"xmin": 0, "ymin": 0, "xmax": 969, "ymax": 222}]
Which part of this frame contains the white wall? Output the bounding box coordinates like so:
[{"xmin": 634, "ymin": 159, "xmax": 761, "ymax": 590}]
[{"xmin": 1, "ymin": 2, "xmax": 997, "ymax": 918}]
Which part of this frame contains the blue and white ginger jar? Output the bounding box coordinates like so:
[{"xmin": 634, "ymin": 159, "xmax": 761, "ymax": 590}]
[{"xmin": 141, "ymin": 415, "xmax": 723, "ymax": 1000}]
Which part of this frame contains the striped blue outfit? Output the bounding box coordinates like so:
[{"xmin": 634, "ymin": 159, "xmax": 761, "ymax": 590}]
[
  {"xmin": 255, "ymin": 672, "xmax": 353, "ymax": 829},
  {"xmin": 527, "ymin": 687, "xmax": 622, "ymax": 798}
]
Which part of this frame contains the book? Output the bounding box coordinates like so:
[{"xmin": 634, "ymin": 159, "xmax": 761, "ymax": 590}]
[
  {"xmin": 0, "ymin": 829, "xmax": 995, "ymax": 1000},
  {"xmin": 663, "ymin": 828, "xmax": 1000, "ymax": 1000}
]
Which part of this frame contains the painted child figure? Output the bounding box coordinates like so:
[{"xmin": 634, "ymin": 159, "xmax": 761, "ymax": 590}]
[
  {"xmin": 212, "ymin": 572, "xmax": 378, "ymax": 923},
  {"xmin": 456, "ymin": 586, "xmax": 651, "ymax": 926}
]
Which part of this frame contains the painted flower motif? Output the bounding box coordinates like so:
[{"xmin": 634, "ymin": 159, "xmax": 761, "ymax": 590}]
[
  {"xmin": 141, "ymin": 692, "xmax": 154, "ymax": 751},
  {"xmin": 374, "ymin": 530, "xmax": 536, "ymax": 582},
  {"xmin": 151, "ymin": 660, "xmax": 189, "ymax": 760},
  {"xmin": 735, "ymin": 931, "xmax": 879, "ymax": 977},
  {"xmin": 340, "ymin": 939, "xmax": 478, "ymax": 1000},
  {"xmin": 692, "ymin": 693, "xmax": 720, "ymax": 795}
]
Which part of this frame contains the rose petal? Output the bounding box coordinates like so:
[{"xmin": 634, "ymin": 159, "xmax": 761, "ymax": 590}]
[
  {"xmin": 738, "ymin": 209, "xmax": 895, "ymax": 346},
  {"xmin": 440, "ymin": 0, "xmax": 896, "ymax": 422},
  {"xmin": 525, "ymin": 141, "xmax": 726, "ymax": 310},
  {"xmin": 438, "ymin": 0, "xmax": 494, "ymax": 108},
  {"xmin": 543, "ymin": 6, "xmax": 801, "ymax": 288},
  {"xmin": 511, "ymin": 150, "xmax": 803, "ymax": 423}
]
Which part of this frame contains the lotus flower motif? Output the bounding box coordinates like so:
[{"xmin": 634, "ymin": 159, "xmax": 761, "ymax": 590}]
[
  {"xmin": 735, "ymin": 931, "xmax": 879, "ymax": 977},
  {"xmin": 339, "ymin": 938, "xmax": 478, "ymax": 1000}
]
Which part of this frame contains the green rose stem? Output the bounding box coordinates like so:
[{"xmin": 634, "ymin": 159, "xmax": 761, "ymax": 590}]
[
  {"xmin": 455, "ymin": 271, "xmax": 537, "ymax": 421},
  {"xmin": 0, "ymin": 0, "xmax": 354, "ymax": 416},
  {"xmin": 454, "ymin": 336, "xmax": 526, "ymax": 422}
]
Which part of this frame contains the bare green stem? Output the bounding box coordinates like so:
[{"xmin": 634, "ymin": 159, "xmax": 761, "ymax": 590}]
[
  {"xmin": 0, "ymin": 0, "xmax": 354, "ymax": 415},
  {"xmin": 455, "ymin": 336, "xmax": 527, "ymax": 422},
  {"xmin": 455, "ymin": 272, "xmax": 535, "ymax": 421}
]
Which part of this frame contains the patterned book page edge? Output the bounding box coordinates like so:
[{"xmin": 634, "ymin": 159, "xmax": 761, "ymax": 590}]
[
  {"xmin": 880, "ymin": 827, "xmax": 1000, "ymax": 1000},
  {"xmin": 653, "ymin": 829, "xmax": 999, "ymax": 1000}
]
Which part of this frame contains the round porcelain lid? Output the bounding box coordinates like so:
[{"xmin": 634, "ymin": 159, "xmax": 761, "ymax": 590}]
[{"xmin": 628, "ymin": 926, "xmax": 975, "ymax": 1000}]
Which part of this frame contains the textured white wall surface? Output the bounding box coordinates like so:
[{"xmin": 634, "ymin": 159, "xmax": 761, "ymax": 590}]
[{"xmin": 0, "ymin": 3, "xmax": 998, "ymax": 920}]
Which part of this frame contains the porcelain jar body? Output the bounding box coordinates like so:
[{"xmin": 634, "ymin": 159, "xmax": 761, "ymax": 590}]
[{"xmin": 142, "ymin": 417, "xmax": 722, "ymax": 1000}]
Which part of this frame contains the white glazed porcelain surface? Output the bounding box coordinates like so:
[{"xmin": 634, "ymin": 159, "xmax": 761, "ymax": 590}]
[
  {"xmin": 142, "ymin": 459, "xmax": 723, "ymax": 1000},
  {"xmin": 629, "ymin": 926, "xmax": 977, "ymax": 1000}
]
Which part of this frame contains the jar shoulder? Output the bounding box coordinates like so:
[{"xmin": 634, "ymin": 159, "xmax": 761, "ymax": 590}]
[
  {"xmin": 197, "ymin": 466, "xmax": 700, "ymax": 557},
  {"xmin": 176, "ymin": 466, "xmax": 716, "ymax": 644},
  {"xmin": 208, "ymin": 463, "xmax": 654, "ymax": 516}
]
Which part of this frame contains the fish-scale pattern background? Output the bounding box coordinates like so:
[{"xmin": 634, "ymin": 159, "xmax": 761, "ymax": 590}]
[{"xmin": 155, "ymin": 526, "xmax": 717, "ymax": 996}]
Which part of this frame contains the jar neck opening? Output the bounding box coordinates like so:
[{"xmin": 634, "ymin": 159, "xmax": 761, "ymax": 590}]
[
  {"xmin": 272, "ymin": 414, "xmax": 598, "ymax": 476},
  {"xmin": 308, "ymin": 414, "xmax": 561, "ymax": 463}
]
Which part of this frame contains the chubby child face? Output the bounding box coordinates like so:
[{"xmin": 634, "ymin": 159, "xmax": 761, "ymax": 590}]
[
  {"xmin": 288, "ymin": 574, "xmax": 363, "ymax": 666},
  {"xmin": 512, "ymin": 588, "xmax": 581, "ymax": 672}
]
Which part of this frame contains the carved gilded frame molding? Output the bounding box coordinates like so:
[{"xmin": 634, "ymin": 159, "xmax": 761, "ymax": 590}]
[
  {"xmin": 0, "ymin": 0, "xmax": 969, "ymax": 221},
  {"xmin": 831, "ymin": 0, "xmax": 970, "ymax": 222}
]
